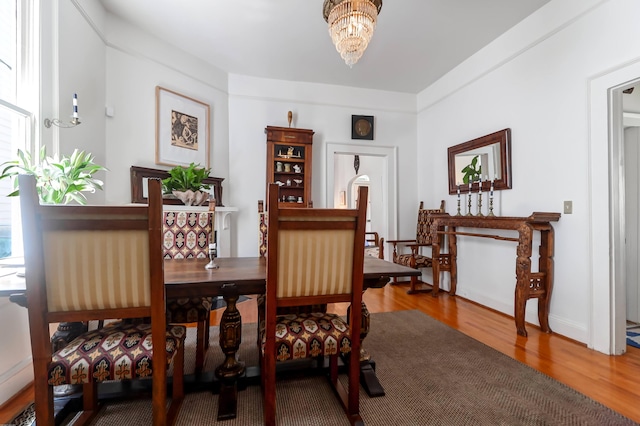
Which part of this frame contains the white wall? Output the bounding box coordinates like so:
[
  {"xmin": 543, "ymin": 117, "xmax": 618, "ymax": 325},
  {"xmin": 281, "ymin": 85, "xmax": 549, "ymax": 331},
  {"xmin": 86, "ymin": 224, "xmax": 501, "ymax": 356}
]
[
  {"xmin": 0, "ymin": 298, "xmax": 32, "ymax": 406},
  {"xmin": 227, "ymin": 74, "xmax": 416, "ymax": 257},
  {"xmin": 416, "ymin": 0, "xmax": 640, "ymax": 344},
  {"xmin": 102, "ymin": 14, "xmax": 230, "ymax": 206}
]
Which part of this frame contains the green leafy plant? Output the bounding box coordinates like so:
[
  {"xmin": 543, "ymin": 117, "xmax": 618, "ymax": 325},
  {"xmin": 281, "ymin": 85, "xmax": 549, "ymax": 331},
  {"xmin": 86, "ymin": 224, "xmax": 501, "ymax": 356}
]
[
  {"xmin": 461, "ymin": 155, "xmax": 482, "ymax": 184},
  {"xmin": 161, "ymin": 163, "xmax": 211, "ymax": 194},
  {"xmin": 0, "ymin": 147, "xmax": 106, "ymax": 204}
]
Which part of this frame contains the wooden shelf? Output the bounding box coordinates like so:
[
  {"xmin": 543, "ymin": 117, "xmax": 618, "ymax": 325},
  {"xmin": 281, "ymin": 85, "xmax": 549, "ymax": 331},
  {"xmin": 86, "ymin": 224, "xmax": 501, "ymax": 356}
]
[{"xmin": 266, "ymin": 126, "xmax": 314, "ymax": 207}]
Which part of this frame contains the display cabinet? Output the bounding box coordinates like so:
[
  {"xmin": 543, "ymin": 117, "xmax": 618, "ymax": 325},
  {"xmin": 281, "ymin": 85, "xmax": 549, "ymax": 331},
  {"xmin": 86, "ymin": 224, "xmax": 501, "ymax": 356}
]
[{"xmin": 265, "ymin": 126, "xmax": 314, "ymax": 207}]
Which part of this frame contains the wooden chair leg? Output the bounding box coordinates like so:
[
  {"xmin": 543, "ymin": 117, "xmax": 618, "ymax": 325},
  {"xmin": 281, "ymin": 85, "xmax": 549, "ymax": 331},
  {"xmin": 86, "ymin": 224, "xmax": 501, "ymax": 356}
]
[
  {"xmin": 33, "ymin": 359, "xmax": 55, "ymax": 426},
  {"xmin": 167, "ymin": 343, "xmax": 185, "ymax": 426},
  {"xmin": 329, "ymin": 354, "xmax": 338, "ymax": 385},
  {"xmin": 195, "ymin": 320, "xmax": 206, "ymax": 374},
  {"xmin": 83, "ymin": 382, "xmax": 98, "ymax": 411},
  {"xmin": 204, "ymin": 310, "xmax": 211, "ymax": 349},
  {"xmin": 263, "ymin": 353, "xmax": 276, "ymax": 426}
]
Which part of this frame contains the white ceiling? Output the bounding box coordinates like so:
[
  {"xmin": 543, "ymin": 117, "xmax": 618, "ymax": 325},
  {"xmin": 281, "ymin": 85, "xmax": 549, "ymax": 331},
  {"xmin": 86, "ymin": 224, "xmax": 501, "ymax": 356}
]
[{"xmin": 98, "ymin": 0, "xmax": 551, "ymax": 94}]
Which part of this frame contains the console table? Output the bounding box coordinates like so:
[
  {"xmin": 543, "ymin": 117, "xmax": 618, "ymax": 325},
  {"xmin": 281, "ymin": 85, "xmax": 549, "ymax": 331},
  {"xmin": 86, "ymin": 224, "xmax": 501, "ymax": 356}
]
[{"xmin": 430, "ymin": 212, "xmax": 561, "ymax": 337}]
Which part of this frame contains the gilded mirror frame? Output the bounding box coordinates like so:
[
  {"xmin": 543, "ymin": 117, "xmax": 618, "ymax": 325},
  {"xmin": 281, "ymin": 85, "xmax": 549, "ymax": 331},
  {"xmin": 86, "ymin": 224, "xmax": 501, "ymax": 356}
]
[{"xmin": 447, "ymin": 128, "xmax": 512, "ymax": 194}]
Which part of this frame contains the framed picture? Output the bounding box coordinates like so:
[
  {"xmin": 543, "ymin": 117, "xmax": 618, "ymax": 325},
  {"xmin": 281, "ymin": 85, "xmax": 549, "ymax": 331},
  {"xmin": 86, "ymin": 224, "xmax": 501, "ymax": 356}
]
[
  {"xmin": 156, "ymin": 86, "xmax": 210, "ymax": 168},
  {"xmin": 351, "ymin": 115, "xmax": 374, "ymax": 140}
]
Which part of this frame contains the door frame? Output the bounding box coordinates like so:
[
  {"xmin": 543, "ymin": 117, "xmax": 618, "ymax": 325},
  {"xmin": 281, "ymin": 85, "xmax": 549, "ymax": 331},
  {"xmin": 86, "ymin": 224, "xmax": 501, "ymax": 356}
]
[
  {"xmin": 589, "ymin": 60, "xmax": 640, "ymax": 354},
  {"xmin": 325, "ymin": 143, "xmax": 398, "ymax": 249}
]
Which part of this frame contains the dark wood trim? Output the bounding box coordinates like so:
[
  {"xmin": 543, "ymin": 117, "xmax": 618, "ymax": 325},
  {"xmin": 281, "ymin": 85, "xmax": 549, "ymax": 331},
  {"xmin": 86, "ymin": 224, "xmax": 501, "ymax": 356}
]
[
  {"xmin": 448, "ymin": 128, "xmax": 512, "ymax": 195},
  {"xmin": 130, "ymin": 165, "xmax": 224, "ymax": 206}
]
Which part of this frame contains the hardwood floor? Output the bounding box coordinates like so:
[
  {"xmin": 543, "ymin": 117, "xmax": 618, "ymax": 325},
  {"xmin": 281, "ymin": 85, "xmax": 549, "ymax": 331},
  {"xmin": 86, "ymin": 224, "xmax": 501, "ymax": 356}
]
[{"xmin": 3, "ymin": 282, "xmax": 640, "ymax": 423}]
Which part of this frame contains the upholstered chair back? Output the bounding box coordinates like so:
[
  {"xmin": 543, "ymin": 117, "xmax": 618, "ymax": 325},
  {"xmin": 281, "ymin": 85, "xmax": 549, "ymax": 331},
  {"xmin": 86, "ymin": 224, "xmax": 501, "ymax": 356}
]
[
  {"xmin": 415, "ymin": 200, "xmax": 446, "ymax": 245},
  {"xmin": 162, "ymin": 210, "xmax": 212, "ymax": 259}
]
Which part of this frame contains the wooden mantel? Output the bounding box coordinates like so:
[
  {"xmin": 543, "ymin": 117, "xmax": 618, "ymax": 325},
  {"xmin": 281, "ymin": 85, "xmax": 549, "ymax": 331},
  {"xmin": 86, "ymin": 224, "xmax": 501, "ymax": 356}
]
[{"xmin": 430, "ymin": 212, "xmax": 561, "ymax": 337}]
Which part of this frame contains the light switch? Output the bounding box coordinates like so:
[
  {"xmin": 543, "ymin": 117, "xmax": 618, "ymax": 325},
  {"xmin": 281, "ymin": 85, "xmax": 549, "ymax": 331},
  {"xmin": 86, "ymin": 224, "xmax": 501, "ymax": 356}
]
[{"xmin": 563, "ymin": 201, "xmax": 573, "ymax": 214}]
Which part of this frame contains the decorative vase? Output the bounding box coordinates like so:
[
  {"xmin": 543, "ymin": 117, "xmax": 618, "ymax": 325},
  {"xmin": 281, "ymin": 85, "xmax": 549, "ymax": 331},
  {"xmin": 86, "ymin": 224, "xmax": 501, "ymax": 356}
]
[{"xmin": 172, "ymin": 190, "xmax": 208, "ymax": 206}]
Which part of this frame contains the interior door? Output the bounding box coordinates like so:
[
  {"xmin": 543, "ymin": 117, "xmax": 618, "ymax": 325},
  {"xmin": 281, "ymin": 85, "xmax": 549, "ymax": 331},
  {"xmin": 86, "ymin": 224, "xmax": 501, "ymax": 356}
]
[{"xmin": 625, "ymin": 127, "xmax": 640, "ymax": 324}]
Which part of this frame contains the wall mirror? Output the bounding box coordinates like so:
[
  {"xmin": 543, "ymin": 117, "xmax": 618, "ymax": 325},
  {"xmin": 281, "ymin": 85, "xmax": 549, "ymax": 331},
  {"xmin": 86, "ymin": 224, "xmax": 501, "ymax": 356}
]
[{"xmin": 448, "ymin": 128, "xmax": 512, "ymax": 194}]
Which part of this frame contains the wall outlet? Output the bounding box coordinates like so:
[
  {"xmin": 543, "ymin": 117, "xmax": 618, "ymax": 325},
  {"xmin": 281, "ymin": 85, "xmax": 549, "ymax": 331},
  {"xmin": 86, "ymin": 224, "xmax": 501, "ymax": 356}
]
[{"xmin": 563, "ymin": 200, "xmax": 573, "ymax": 214}]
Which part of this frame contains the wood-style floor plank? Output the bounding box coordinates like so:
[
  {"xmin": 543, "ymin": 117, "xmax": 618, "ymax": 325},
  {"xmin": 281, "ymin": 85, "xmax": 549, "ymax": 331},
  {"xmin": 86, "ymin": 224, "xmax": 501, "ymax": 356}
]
[{"xmin": 3, "ymin": 282, "xmax": 640, "ymax": 423}]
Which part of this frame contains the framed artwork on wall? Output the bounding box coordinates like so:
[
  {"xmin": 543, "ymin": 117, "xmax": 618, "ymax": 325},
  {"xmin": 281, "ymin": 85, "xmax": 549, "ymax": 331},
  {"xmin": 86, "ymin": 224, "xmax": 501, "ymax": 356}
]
[
  {"xmin": 155, "ymin": 86, "xmax": 210, "ymax": 168},
  {"xmin": 351, "ymin": 115, "xmax": 374, "ymax": 140}
]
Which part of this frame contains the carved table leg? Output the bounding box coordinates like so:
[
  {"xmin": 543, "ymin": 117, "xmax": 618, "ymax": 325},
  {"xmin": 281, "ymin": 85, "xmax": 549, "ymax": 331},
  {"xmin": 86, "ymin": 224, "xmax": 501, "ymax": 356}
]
[
  {"xmin": 448, "ymin": 227, "xmax": 458, "ymax": 295},
  {"xmin": 536, "ymin": 225, "xmax": 554, "ymax": 333},
  {"xmin": 515, "ymin": 224, "xmax": 533, "ymax": 337},
  {"xmin": 355, "ymin": 301, "xmax": 385, "ymax": 397},
  {"xmin": 432, "ymin": 241, "xmax": 441, "ymax": 297},
  {"xmin": 214, "ymin": 283, "xmax": 246, "ymax": 421}
]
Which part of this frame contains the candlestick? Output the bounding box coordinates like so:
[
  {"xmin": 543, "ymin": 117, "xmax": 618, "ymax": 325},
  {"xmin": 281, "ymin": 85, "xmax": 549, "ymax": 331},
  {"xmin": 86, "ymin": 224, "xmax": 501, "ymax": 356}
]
[
  {"xmin": 73, "ymin": 93, "xmax": 78, "ymax": 119},
  {"xmin": 477, "ymin": 191, "xmax": 484, "ymax": 216},
  {"xmin": 205, "ymin": 242, "xmax": 219, "ymax": 269},
  {"xmin": 466, "ymin": 192, "xmax": 473, "ymax": 216}
]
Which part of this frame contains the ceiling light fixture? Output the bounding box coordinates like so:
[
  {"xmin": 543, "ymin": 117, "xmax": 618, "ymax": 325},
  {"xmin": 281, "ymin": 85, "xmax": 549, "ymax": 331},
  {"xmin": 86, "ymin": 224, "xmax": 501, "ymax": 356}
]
[{"xmin": 323, "ymin": 0, "xmax": 382, "ymax": 68}]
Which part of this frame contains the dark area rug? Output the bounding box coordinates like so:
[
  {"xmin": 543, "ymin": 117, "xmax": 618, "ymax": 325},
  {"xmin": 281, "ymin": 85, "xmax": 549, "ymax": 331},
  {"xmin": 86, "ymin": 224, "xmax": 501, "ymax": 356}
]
[{"xmin": 13, "ymin": 310, "xmax": 638, "ymax": 425}]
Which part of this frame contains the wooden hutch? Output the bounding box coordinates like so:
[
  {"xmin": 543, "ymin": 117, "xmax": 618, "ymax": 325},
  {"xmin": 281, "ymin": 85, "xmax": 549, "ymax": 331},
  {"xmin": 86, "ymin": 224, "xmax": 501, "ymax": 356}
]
[{"xmin": 265, "ymin": 126, "xmax": 314, "ymax": 207}]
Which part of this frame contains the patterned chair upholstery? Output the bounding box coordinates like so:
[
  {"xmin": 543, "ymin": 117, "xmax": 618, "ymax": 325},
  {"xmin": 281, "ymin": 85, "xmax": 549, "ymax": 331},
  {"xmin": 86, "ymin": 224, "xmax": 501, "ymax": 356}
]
[
  {"xmin": 19, "ymin": 176, "xmax": 185, "ymax": 425},
  {"xmin": 259, "ymin": 183, "xmax": 368, "ymax": 425},
  {"xmin": 387, "ymin": 200, "xmax": 446, "ymax": 294},
  {"xmin": 163, "ymin": 209, "xmax": 213, "ymax": 374}
]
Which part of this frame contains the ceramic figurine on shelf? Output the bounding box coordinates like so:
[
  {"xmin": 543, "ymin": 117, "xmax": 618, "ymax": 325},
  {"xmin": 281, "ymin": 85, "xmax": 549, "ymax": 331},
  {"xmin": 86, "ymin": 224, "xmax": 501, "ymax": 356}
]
[{"xmin": 293, "ymin": 164, "xmax": 301, "ymax": 173}]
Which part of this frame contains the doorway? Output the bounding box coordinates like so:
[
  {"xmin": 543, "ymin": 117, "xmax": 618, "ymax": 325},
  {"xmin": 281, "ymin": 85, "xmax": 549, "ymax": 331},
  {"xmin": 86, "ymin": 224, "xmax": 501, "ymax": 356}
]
[
  {"xmin": 590, "ymin": 62, "xmax": 640, "ymax": 355},
  {"xmin": 325, "ymin": 143, "xmax": 398, "ymax": 258}
]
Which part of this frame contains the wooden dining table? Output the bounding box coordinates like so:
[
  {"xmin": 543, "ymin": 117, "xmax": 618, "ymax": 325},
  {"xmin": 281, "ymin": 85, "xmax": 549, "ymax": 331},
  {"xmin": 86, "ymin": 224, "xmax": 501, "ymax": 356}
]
[
  {"xmin": 2, "ymin": 256, "xmax": 420, "ymax": 422},
  {"xmin": 164, "ymin": 256, "xmax": 421, "ymax": 421}
]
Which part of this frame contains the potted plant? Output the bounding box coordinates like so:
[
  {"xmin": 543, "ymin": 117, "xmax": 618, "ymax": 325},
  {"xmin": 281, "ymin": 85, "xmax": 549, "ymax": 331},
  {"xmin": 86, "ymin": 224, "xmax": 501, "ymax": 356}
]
[
  {"xmin": 0, "ymin": 147, "xmax": 106, "ymax": 204},
  {"xmin": 162, "ymin": 162, "xmax": 211, "ymax": 206}
]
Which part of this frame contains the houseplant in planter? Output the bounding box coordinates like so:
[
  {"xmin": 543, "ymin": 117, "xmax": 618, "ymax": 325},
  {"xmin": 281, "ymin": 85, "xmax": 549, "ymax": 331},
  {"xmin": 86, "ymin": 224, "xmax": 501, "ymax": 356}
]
[
  {"xmin": 0, "ymin": 147, "xmax": 106, "ymax": 204},
  {"xmin": 162, "ymin": 162, "xmax": 212, "ymax": 206}
]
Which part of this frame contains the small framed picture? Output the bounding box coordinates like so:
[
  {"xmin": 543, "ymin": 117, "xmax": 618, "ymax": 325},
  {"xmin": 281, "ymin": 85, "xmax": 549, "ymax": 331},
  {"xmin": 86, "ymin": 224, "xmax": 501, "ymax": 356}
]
[
  {"xmin": 156, "ymin": 86, "xmax": 210, "ymax": 168},
  {"xmin": 351, "ymin": 115, "xmax": 374, "ymax": 140}
]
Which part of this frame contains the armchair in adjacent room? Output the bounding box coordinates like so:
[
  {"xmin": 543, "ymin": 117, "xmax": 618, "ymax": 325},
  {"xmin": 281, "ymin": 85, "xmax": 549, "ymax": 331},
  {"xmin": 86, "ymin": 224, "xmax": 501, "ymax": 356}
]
[{"xmin": 387, "ymin": 200, "xmax": 446, "ymax": 294}]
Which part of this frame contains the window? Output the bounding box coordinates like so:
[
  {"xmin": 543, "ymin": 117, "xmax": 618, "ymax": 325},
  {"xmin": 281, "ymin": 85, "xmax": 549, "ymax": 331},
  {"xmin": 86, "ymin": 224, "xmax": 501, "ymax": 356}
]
[{"xmin": 0, "ymin": 0, "xmax": 38, "ymax": 259}]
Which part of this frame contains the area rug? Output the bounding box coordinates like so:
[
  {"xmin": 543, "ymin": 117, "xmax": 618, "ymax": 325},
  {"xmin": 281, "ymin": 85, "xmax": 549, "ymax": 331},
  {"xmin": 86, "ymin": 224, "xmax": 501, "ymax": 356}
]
[
  {"xmin": 627, "ymin": 329, "xmax": 640, "ymax": 349},
  {"xmin": 13, "ymin": 310, "xmax": 638, "ymax": 425}
]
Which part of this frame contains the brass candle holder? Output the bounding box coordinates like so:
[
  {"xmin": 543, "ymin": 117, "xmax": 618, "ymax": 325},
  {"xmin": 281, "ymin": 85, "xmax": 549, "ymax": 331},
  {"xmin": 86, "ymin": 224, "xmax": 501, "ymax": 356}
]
[
  {"xmin": 477, "ymin": 192, "xmax": 484, "ymax": 216},
  {"xmin": 466, "ymin": 193, "xmax": 473, "ymax": 216}
]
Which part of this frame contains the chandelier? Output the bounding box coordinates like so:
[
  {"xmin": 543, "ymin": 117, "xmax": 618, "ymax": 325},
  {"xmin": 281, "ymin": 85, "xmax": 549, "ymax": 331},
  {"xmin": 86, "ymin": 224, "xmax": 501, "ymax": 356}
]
[{"xmin": 323, "ymin": 0, "xmax": 382, "ymax": 67}]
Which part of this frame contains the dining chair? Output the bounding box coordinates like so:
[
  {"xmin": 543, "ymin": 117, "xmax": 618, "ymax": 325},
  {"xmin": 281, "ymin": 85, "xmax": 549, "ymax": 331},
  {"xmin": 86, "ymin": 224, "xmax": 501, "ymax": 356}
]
[
  {"xmin": 364, "ymin": 231, "xmax": 384, "ymax": 259},
  {"xmin": 260, "ymin": 183, "xmax": 368, "ymax": 426},
  {"xmin": 19, "ymin": 175, "xmax": 185, "ymax": 426},
  {"xmin": 162, "ymin": 207, "xmax": 213, "ymax": 374},
  {"xmin": 387, "ymin": 200, "xmax": 446, "ymax": 294},
  {"xmin": 256, "ymin": 200, "xmax": 328, "ymax": 347}
]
